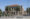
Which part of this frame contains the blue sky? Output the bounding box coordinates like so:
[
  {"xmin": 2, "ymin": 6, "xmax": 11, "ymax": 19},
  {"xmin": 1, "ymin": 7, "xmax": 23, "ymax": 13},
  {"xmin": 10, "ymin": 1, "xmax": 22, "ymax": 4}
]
[{"xmin": 0, "ymin": 0, "xmax": 30, "ymax": 11}]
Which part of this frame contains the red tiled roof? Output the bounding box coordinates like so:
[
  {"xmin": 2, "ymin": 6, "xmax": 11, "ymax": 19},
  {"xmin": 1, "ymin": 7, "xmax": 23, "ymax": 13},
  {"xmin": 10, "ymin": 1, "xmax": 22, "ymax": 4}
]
[{"xmin": 9, "ymin": 4, "xmax": 18, "ymax": 7}]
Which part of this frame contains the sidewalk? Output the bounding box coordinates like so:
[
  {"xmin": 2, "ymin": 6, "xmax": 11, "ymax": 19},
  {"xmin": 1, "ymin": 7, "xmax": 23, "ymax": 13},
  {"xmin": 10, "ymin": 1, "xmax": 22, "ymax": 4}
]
[{"xmin": 0, "ymin": 16, "xmax": 30, "ymax": 19}]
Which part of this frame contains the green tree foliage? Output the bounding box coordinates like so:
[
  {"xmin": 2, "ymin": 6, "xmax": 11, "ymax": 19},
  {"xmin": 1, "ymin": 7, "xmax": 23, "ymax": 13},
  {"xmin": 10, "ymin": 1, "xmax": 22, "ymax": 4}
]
[
  {"xmin": 5, "ymin": 6, "xmax": 8, "ymax": 11},
  {"xmin": 28, "ymin": 8, "xmax": 30, "ymax": 15},
  {"xmin": 0, "ymin": 9, "xmax": 2, "ymax": 16},
  {"xmin": 8, "ymin": 7, "xmax": 11, "ymax": 11},
  {"xmin": 16, "ymin": 6, "xmax": 20, "ymax": 11},
  {"xmin": 5, "ymin": 6, "xmax": 11, "ymax": 11}
]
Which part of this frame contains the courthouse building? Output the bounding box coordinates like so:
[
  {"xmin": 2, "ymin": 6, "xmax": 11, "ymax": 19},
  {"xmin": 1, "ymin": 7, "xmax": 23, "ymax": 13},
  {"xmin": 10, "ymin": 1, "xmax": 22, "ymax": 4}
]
[{"xmin": 5, "ymin": 4, "xmax": 24, "ymax": 16}]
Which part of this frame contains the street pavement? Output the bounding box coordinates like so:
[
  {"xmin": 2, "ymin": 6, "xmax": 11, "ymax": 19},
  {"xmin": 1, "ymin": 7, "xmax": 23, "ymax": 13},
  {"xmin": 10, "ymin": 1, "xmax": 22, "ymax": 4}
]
[{"xmin": 0, "ymin": 16, "xmax": 30, "ymax": 19}]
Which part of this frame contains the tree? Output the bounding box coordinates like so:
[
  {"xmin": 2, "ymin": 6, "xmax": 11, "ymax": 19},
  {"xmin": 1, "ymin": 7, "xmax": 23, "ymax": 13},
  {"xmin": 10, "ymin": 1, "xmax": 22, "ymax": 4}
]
[
  {"xmin": 5, "ymin": 6, "xmax": 11, "ymax": 11},
  {"xmin": 16, "ymin": 6, "xmax": 20, "ymax": 11},
  {"xmin": 5, "ymin": 6, "xmax": 8, "ymax": 16},
  {"xmin": 5, "ymin": 6, "xmax": 11, "ymax": 16},
  {"xmin": 2, "ymin": 11, "xmax": 5, "ymax": 16},
  {"xmin": 5, "ymin": 6, "xmax": 8, "ymax": 11},
  {"xmin": 0, "ymin": 9, "xmax": 2, "ymax": 16},
  {"xmin": 8, "ymin": 7, "xmax": 11, "ymax": 11},
  {"xmin": 29, "ymin": 8, "xmax": 30, "ymax": 15},
  {"xmin": 26, "ymin": 8, "xmax": 30, "ymax": 16},
  {"xmin": 26, "ymin": 8, "xmax": 29, "ymax": 15},
  {"xmin": 16, "ymin": 5, "xmax": 20, "ymax": 15}
]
